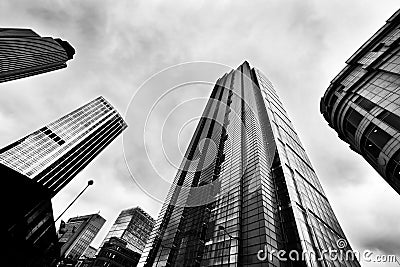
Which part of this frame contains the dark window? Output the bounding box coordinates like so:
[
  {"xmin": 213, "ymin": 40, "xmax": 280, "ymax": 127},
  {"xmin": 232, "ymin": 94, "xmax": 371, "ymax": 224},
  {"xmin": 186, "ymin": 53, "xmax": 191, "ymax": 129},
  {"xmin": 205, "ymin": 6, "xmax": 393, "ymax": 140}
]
[
  {"xmin": 355, "ymin": 96, "xmax": 375, "ymax": 111},
  {"xmin": 329, "ymin": 94, "xmax": 338, "ymax": 108},
  {"xmin": 377, "ymin": 110, "xmax": 400, "ymax": 132},
  {"xmin": 346, "ymin": 122, "xmax": 357, "ymax": 137},
  {"xmin": 372, "ymin": 42, "xmax": 385, "ymax": 52},
  {"xmin": 386, "ymin": 150, "xmax": 400, "ymax": 182},
  {"xmin": 368, "ymin": 127, "xmax": 392, "ymax": 149},
  {"xmin": 377, "ymin": 110, "xmax": 389, "ymax": 119},
  {"xmin": 337, "ymin": 85, "xmax": 345, "ymax": 94},
  {"xmin": 344, "ymin": 108, "xmax": 363, "ymax": 138},
  {"xmin": 347, "ymin": 109, "xmax": 363, "ymax": 126},
  {"xmin": 365, "ymin": 140, "xmax": 381, "ymax": 158},
  {"xmin": 361, "ymin": 123, "xmax": 393, "ymax": 159}
]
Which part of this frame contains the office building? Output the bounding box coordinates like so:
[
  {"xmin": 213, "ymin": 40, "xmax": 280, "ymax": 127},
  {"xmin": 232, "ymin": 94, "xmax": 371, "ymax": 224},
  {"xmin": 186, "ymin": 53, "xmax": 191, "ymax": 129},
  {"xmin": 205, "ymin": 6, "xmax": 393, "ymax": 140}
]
[
  {"xmin": 59, "ymin": 213, "xmax": 105, "ymax": 260},
  {"xmin": 0, "ymin": 96, "xmax": 128, "ymax": 196},
  {"xmin": 3, "ymin": 163, "xmax": 59, "ymax": 267},
  {"xmin": 100, "ymin": 207, "xmax": 155, "ymax": 254},
  {"xmin": 0, "ymin": 28, "xmax": 75, "ymax": 83},
  {"xmin": 82, "ymin": 246, "xmax": 97, "ymax": 259},
  {"xmin": 93, "ymin": 237, "xmax": 142, "ymax": 267},
  {"xmin": 75, "ymin": 246, "xmax": 97, "ymax": 267},
  {"xmin": 139, "ymin": 62, "xmax": 359, "ymax": 266},
  {"xmin": 93, "ymin": 207, "xmax": 154, "ymax": 267},
  {"xmin": 320, "ymin": 9, "xmax": 400, "ymax": 195}
]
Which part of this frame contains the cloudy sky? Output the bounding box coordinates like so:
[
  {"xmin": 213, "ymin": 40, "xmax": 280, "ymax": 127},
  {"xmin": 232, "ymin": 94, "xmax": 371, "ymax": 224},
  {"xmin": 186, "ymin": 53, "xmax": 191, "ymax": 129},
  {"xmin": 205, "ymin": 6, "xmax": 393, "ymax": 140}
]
[{"xmin": 1, "ymin": 1, "xmax": 400, "ymax": 266}]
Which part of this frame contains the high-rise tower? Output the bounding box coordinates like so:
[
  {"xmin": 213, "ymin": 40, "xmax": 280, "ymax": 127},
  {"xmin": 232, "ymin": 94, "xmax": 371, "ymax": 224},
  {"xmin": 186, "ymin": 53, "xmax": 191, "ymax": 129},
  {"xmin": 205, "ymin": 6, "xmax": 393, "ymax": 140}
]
[
  {"xmin": 100, "ymin": 207, "xmax": 155, "ymax": 254},
  {"xmin": 320, "ymin": 9, "xmax": 400, "ymax": 195},
  {"xmin": 59, "ymin": 213, "xmax": 106, "ymax": 260},
  {"xmin": 94, "ymin": 207, "xmax": 155, "ymax": 267},
  {"xmin": 0, "ymin": 96, "xmax": 127, "ymax": 196},
  {"xmin": 139, "ymin": 62, "xmax": 359, "ymax": 267},
  {"xmin": 0, "ymin": 28, "xmax": 75, "ymax": 83}
]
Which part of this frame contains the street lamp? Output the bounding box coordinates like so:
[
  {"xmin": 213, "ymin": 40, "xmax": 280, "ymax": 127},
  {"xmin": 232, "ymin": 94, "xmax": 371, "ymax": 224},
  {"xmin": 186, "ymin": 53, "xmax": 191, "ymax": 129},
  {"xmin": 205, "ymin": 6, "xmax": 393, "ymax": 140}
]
[{"xmin": 55, "ymin": 180, "xmax": 94, "ymax": 223}]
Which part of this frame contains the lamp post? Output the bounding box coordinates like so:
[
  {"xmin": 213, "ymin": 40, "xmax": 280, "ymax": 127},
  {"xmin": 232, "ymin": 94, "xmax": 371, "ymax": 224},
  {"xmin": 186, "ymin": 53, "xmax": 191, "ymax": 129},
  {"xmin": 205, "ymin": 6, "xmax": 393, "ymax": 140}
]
[{"xmin": 54, "ymin": 180, "xmax": 94, "ymax": 223}]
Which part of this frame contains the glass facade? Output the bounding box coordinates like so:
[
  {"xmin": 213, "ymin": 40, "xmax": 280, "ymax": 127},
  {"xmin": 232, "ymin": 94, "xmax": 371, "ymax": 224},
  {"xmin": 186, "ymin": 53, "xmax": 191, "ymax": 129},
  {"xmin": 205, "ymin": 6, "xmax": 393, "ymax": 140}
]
[
  {"xmin": 0, "ymin": 96, "xmax": 128, "ymax": 196},
  {"xmin": 60, "ymin": 214, "xmax": 106, "ymax": 260},
  {"xmin": 81, "ymin": 246, "xmax": 97, "ymax": 259},
  {"xmin": 101, "ymin": 207, "xmax": 155, "ymax": 254},
  {"xmin": 321, "ymin": 8, "xmax": 400, "ymax": 195},
  {"xmin": 0, "ymin": 28, "xmax": 75, "ymax": 83},
  {"xmin": 140, "ymin": 62, "xmax": 359, "ymax": 267},
  {"xmin": 94, "ymin": 237, "xmax": 142, "ymax": 267}
]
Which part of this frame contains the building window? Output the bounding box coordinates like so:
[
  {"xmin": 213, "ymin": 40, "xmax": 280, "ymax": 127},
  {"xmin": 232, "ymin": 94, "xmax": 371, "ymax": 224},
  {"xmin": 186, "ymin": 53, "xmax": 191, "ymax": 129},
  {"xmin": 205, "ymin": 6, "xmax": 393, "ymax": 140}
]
[
  {"xmin": 365, "ymin": 140, "xmax": 381, "ymax": 158},
  {"xmin": 344, "ymin": 107, "xmax": 363, "ymax": 138},
  {"xmin": 354, "ymin": 96, "xmax": 375, "ymax": 111},
  {"xmin": 372, "ymin": 42, "xmax": 385, "ymax": 52},
  {"xmin": 377, "ymin": 110, "xmax": 400, "ymax": 132},
  {"xmin": 361, "ymin": 123, "xmax": 393, "ymax": 159},
  {"xmin": 386, "ymin": 150, "xmax": 400, "ymax": 183},
  {"xmin": 328, "ymin": 94, "xmax": 338, "ymax": 108}
]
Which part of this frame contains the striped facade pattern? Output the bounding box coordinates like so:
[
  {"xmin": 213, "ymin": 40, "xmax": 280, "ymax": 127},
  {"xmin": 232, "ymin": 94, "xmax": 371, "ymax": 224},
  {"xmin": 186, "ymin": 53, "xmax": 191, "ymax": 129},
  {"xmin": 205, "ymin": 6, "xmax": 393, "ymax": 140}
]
[
  {"xmin": 0, "ymin": 96, "xmax": 127, "ymax": 196},
  {"xmin": 320, "ymin": 9, "xmax": 400, "ymax": 195},
  {"xmin": 0, "ymin": 28, "xmax": 74, "ymax": 83}
]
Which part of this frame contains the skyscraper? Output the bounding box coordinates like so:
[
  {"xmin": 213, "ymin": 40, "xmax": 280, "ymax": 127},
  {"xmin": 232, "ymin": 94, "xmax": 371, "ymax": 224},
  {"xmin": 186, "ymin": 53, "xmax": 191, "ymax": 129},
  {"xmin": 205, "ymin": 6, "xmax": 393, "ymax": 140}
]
[
  {"xmin": 94, "ymin": 207, "xmax": 155, "ymax": 267},
  {"xmin": 59, "ymin": 213, "xmax": 106, "ymax": 260},
  {"xmin": 320, "ymin": 9, "xmax": 400, "ymax": 195},
  {"xmin": 0, "ymin": 28, "xmax": 75, "ymax": 83},
  {"xmin": 139, "ymin": 62, "xmax": 359, "ymax": 267},
  {"xmin": 94, "ymin": 237, "xmax": 142, "ymax": 267},
  {"xmin": 0, "ymin": 96, "xmax": 128, "ymax": 196},
  {"xmin": 100, "ymin": 207, "xmax": 155, "ymax": 254}
]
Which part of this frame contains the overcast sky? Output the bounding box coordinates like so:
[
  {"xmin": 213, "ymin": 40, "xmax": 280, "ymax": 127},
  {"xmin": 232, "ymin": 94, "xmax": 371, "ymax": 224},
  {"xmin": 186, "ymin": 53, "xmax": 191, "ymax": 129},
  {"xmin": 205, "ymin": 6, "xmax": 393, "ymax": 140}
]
[{"xmin": 1, "ymin": 1, "xmax": 400, "ymax": 266}]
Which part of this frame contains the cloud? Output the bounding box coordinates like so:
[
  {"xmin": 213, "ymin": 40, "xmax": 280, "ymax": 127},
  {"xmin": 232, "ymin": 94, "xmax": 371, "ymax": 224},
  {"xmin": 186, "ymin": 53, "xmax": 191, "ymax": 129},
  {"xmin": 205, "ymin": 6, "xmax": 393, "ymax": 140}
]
[{"xmin": 1, "ymin": 0, "xmax": 400, "ymax": 260}]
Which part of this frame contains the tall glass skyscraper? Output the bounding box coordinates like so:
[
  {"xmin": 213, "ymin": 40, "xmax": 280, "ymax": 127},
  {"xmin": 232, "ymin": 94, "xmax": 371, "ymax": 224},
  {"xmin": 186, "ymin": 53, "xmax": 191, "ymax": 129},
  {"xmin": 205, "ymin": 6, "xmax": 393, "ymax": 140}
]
[
  {"xmin": 0, "ymin": 28, "xmax": 75, "ymax": 83},
  {"xmin": 59, "ymin": 213, "xmax": 106, "ymax": 260},
  {"xmin": 100, "ymin": 207, "xmax": 155, "ymax": 254},
  {"xmin": 321, "ymin": 9, "xmax": 400, "ymax": 195},
  {"xmin": 139, "ymin": 62, "xmax": 359, "ymax": 267},
  {"xmin": 0, "ymin": 96, "xmax": 127, "ymax": 196}
]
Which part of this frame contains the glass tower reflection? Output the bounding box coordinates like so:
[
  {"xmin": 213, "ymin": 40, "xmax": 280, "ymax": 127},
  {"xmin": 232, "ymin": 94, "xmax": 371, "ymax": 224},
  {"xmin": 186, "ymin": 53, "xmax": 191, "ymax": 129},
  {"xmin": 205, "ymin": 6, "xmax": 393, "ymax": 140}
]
[
  {"xmin": 139, "ymin": 62, "xmax": 359, "ymax": 267},
  {"xmin": 100, "ymin": 207, "xmax": 155, "ymax": 254}
]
